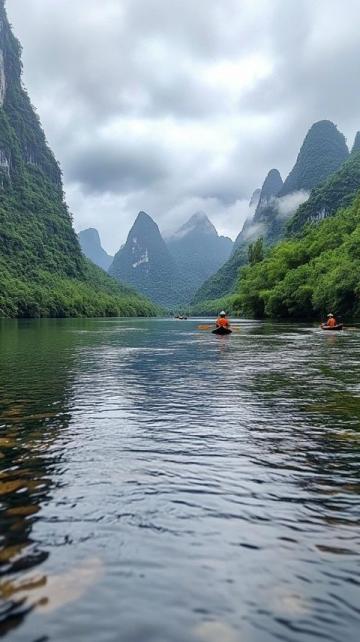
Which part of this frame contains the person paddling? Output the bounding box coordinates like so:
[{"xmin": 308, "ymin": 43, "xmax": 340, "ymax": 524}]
[
  {"xmin": 325, "ymin": 313, "xmax": 337, "ymax": 328},
  {"xmin": 216, "ymin": 311, "xmax": 230, "ymax": 329}
]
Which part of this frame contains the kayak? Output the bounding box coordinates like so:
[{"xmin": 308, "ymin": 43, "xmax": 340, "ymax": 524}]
[
  {"xmin": 321, "ymin": 324, "xmax": 343, "ymax": 331},
  {"xmin": 212, "ymin": 327, "xmax": 232, "ymax": 335}
]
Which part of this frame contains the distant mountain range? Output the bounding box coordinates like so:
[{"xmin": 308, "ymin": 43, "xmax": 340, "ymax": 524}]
[
  {"xmin": 78, "ymin": 228, "xmax": 113, "ymax": 271},
  {"xmin": 105, "ymin": 211, "xmax": 233, "ymax": 307},
  {"xmin": 78, "ymin": 119, "xmax": 360, "ymax": 312}
]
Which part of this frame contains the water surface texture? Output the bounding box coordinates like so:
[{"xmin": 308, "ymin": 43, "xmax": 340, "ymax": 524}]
[{"xmin": 0, "ymin": 318, "xmax": 359, "ymax": 642}]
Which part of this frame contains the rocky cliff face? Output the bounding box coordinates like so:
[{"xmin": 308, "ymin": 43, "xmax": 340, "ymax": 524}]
[
  {"xmin": 109, "ymin": 211, "xmax": 181, "ymax": 307},
  {"xmin": 78, "ymin": 228, "xmax": 113, "ymax": 271},
  {"xmin": 0, "ymin": 0, "xmax": 81, "ymax": 284},
  {"xmin": 0, "ymin": 3, "xmax": 62, "ymax": 188},
  {"xmin": 0, "ymin": 48, "xmax": 6, "ymax": 106},
  {"xmin": 0, "ymin": 1, "xmax": 155, "ymax": 318}
]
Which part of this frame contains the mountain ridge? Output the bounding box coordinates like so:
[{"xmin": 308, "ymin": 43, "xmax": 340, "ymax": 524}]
[
  {"xmin": 109, "ymin": 210, "xmax": 181, "ymax": 307},
  {"xmin": 192, "ymin": 121, "xmax": 351, "ymax": 308}
]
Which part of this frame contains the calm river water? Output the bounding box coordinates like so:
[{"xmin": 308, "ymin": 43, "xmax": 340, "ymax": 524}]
[{"xmin": 0, "ymin": 318, "xmax": 359, "ymax": 642}]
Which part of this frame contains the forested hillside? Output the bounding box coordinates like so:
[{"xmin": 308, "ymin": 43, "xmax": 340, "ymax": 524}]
[
  {"xmin": 0, "ymin": 2, "xmax": 156, "ymax": 318},
  {"xmin": 192, "ymin": 169, "xmax": 283, "ymax": 304},
  {"xmin": 288, "ymin": 151, "xmax": 360, "ymax": 234},
  {"xmin": 233, "ymin": 194, "xmax": 360, "ymax": 320},
  {"xmin": 279, "ymin": 120, "xmax": 349, "ymax": 195},
  {"xmin": 192, "ymin": 121, "xmax": 353, "ymax": 313}
]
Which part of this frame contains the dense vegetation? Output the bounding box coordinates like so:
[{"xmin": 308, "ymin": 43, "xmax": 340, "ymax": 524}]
[
  {"xmin": 233, "ymin": 194, "xmax": 360, "ymax": 320},
  {"xmin": 288, "ymin": 151, "xmax": 360, "ymax": 234},
  {"xmin": 193, "ymin": 121, "xmax": 355, "ymax": 314},
  {"xmin": 0, "ymin": 3, "xmax": 157, "ymax": 318},
  {"xmin": 279, "ymin": 120, "xmax": 349, "ymax": 195},
  {"xmin": 192, "ymin": 245, "xmax": 248, "ymax": 304},
  {"xmin": 190, "ymin": 294, "xmax": 237, "ymax": 317},
  {"xmin": 0, "ymin": 259, "xmax": 158, "ymax": 318}
]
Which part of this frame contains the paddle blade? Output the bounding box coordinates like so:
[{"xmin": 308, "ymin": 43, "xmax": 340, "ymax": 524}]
[{"xmin": 197, "ymin": 325, "xmax": 212, "ymax": 330}]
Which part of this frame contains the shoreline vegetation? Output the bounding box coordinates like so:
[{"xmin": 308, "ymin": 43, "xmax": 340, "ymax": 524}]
[
  {"xmin": 191, "ymin": 147, "xmax": 360, "ymax": 320},
  {"xmin": 0, "ymin": 259, "xmax": 159, "ymax": 319},
  {"xmin": 192, "ymin": 194, "xmax": 360, "ymax": 321},
  {"xmin": 233, "ymin": 194, "xmax": 360, "ymax": 320}
]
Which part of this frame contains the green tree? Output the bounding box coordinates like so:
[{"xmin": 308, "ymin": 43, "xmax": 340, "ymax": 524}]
[{"xmin": 248, "ymin": 238, "xmax": 264, "ymax": 265}]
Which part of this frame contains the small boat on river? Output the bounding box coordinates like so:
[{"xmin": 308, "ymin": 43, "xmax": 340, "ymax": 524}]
[
  {"xmin": 321, "ymin": 323, "xmax": 343, "ymax": 331},
  {"xmin": 212, "ymin": 327, "xmax": 232, "ymax": 335}
]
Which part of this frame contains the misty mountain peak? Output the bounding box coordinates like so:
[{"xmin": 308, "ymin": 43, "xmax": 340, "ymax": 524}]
[
  {"xmin": 280, "ymin": 120, "xmax": 349, "ymax": 195},
  {"xmin": 78, "ymin": 227, "xmax": 113, "ymax": 271},
  {"xmin": 133, "ymin": 210, "xmax": 158, "ymax": 229},
  {"xmin": 351, "ymin": 131, "xmax": 360, "ymax": 154},
  {"xmin": 79, "ymin": 227, "xmax": 101, "ymax": 244},
  {"xmin": 260, "ymin": 169, "xmax": 283, "ymax": 200},
  {"xmin": 249, "ymin": 189, "xmax": 261, "ymax": 209},
  {"xmin": 175, "ymin": 211, "xmax": 217, "ymax": 238},
  {"xmin": 109, "ymin": 211, "xmax": 179, "ymax": 306}
]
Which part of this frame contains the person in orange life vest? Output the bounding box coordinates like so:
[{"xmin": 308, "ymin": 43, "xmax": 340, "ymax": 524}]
[
  {"xmin": 216, "ymin": 311, "xmax": 230, "ymax": 329},
  {"xmin": 326, "ymin": 313, "xmax": 337, "ymax": 327}
]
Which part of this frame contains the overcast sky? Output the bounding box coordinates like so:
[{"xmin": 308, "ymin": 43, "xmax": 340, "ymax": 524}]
[{"xmin": 6, "ymin": 0, "xmax": 360, "ymax": 253}]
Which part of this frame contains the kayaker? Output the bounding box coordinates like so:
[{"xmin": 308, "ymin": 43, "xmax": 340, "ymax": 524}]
[
  {"xmin": 325, "ymin": 313, "xmax": 337, "ymax": 328},
  {"xmin": 216, "ymin": 311, "xmax": 230, "ymax": 329}
]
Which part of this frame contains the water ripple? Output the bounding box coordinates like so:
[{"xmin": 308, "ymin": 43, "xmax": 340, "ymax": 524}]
[{"xmin": 0, "ymin": 318, "xmax": 359, "ymax": 642}]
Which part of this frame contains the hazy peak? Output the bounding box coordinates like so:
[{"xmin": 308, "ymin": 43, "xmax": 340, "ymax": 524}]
[
  {"xmin": 351, "ymin": 131, "xmax": 360, "ymax": 154},
  {"xmin": 171, "ymin": 212, "xmax": 218, "ymax": 241},
  {"xmin": 249, "ymin": 188, "xmax": 261, "ymax": 208},
  {"xmin": 78, "ymin": 227, "xmax": 101, "ymax": 242}
]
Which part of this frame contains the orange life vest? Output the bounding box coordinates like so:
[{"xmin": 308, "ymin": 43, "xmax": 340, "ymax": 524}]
[
  {"xmin": 327, "ymin": 317, "xmax": 336, "ymax": 327},
  {"xmin": 216, "ymin": 317, "xmax": 229, "ymax": 328}
]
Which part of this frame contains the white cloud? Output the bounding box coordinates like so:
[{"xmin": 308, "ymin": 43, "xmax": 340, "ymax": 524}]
[
  {"xmin": 275, "ymin": 190, "xmax": 310, "ymax": 220},
  {"xmin": 6, "ymin": 0, "xmax": 360, "ymax": 255}
]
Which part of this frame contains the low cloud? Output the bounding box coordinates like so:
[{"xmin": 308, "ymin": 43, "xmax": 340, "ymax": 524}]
[
  {"xmin": 275, "ymin": 190, "xmax": 310, "ymax": 220},
  {"xmin": 241, "ymin": 221, "xmax": 267, "ymax": 243}
]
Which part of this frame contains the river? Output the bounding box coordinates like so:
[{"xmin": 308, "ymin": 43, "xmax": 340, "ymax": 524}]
[{"xmin": 0, "ymin": 318, "xmax": 359, "ymax": 642}]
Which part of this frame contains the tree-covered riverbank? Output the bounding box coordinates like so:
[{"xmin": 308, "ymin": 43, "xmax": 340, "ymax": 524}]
[{"xmin": 232, "ymin": 195, "xmax": 360, "ymax": 320}]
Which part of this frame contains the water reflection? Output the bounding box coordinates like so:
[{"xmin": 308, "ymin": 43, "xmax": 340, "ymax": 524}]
[
  {"xmin": 0, "ymin": 320, "xmax": 77, "ymax": 635},
  {"xmin": 0, "ymin": 319, "xmax": 359, "ymax": 642}
]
